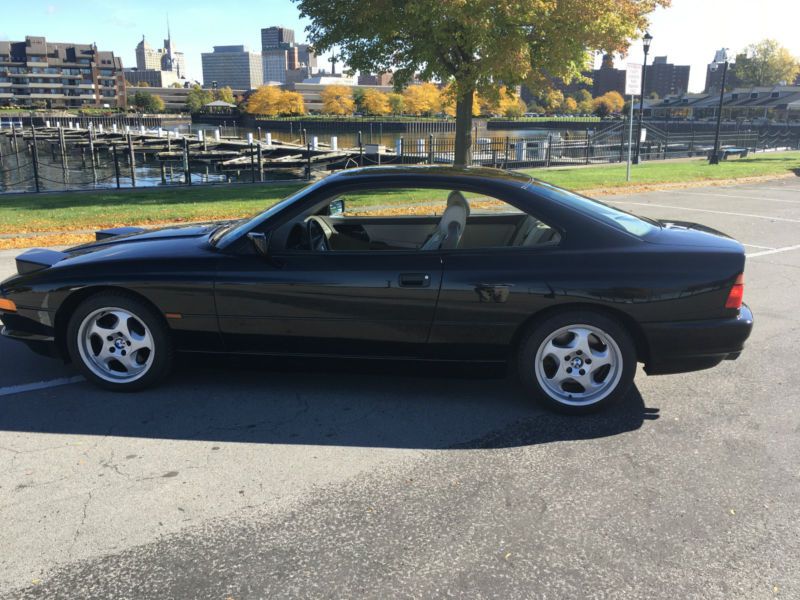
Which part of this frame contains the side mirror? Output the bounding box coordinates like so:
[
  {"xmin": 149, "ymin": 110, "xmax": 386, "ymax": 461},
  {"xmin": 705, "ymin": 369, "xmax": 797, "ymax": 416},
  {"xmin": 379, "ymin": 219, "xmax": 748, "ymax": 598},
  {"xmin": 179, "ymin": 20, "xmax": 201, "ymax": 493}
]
[
  {"xmin": 328, "ymin": 198, "xmax": 345, "ymax": 216},
  {"xmin": 247, "ymin": 231, "xmax": 270, "ymax": 257}
]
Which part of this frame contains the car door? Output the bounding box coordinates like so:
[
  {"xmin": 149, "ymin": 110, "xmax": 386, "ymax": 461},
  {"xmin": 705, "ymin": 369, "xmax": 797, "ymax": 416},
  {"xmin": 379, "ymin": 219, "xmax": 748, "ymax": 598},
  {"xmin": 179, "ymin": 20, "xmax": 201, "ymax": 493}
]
[
  {"xmin": 429, "ymin": 247, "xmax": 559, "ymax": 361},
  {"xmin": 426, "ymin": 192, "xmax": 563, "ymax": 362},
  {"xmin": 214, "ymin": 249, "xmax": 444, "ymax": 357}
]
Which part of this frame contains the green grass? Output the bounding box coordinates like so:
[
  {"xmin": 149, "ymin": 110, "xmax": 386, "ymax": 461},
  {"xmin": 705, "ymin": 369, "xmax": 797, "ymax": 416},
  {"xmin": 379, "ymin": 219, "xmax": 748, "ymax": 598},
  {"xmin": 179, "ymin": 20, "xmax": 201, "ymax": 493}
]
[
  {"xmin": 524, "ymin": 152, "xmax": 800, "ymax": 191},
  {"xmin": 1, "ymin": 152, "xmax": 798, "ymax": 236},
  {"xmin": 490, "ymin": 116, "xmax": 601, "ymax": 123},
  {"xmin": 0, "ymin": 183, "xmax": 304, "ymax": 234}
]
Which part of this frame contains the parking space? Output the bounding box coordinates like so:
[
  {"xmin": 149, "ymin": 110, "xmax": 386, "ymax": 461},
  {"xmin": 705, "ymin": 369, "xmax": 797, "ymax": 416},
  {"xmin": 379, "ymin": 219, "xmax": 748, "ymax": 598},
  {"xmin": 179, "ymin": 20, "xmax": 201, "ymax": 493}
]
[{"xmin": 1, "ymin": 178, "xmax": 799, "ymax": 599}]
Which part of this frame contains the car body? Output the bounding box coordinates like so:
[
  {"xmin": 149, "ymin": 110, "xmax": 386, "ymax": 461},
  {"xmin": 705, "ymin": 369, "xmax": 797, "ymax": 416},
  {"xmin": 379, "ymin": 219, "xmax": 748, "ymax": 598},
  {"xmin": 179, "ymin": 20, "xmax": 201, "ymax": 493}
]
[{"xmin": 0, "ymin": 166, "xmax": 753, "ymax": 412}]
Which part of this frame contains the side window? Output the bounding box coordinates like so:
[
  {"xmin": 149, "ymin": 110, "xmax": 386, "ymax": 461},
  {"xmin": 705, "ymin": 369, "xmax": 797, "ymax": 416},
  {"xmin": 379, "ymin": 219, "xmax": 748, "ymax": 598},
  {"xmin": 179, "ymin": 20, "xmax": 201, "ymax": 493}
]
[{"xmin": 282, "ymin": 187, "xmax": 560, "ymax": 252}]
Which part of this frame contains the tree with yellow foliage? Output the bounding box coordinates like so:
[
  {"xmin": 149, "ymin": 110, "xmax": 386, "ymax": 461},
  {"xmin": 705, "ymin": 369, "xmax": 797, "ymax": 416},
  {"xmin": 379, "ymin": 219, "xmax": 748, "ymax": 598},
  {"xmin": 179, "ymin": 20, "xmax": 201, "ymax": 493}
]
[
  {"xmin": 321, "ymin": 85, "xmax": 355, "ymax": 115},
  {"xmin": 489, "ymin": 86, "xmax": 526, "ymax": 118},
  {"xmin": 440, "ymin": 83, "xmax": 482, "ymax": 117},
  {"xmin": 403, "ymin": 83, "xmax": 441, "ymax": 116},
  {"xmin": 297, "ymin": 0, "xmax": 667, "ymax": 164},
  {"xmin": 245, "ymin": 86, "xmax": 285, "ymax": 116},
  {"xmin": 278, "ymin": 91, "xmax": 306, "ymax": 115},
  {"xmin": 541, "ymin": 89, "xmax": 565, "ymax": 113},
  {"xmin": 592, "ymin": 91, "xmax": 625, "ymax": 116},
  {"xmin": 387, "ymin": 92, "xmax": 405, "ymax": 115},
  {"xmin": 361, "ymin": 88, "xmax": 390, "ymax": 115},
  {"xmin": 562, "ymin": 97, "xmax": 578, "ymax": 114}
]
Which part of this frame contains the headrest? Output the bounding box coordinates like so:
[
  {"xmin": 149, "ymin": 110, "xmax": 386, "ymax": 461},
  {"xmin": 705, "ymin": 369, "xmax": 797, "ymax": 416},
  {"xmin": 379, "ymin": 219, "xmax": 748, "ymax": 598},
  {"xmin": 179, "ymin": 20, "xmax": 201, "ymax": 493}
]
[{"xmin": 447, "ymin": 191, "xmax": 470, "ymax": 217}]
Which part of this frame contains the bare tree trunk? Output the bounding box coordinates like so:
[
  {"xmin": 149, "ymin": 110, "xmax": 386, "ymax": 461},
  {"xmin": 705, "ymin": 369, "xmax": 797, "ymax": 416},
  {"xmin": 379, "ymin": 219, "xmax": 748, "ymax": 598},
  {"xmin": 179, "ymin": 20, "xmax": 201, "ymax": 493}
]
[{"xmin": 453, "ymin": 84, "xmax": 475, "ymax": 167}]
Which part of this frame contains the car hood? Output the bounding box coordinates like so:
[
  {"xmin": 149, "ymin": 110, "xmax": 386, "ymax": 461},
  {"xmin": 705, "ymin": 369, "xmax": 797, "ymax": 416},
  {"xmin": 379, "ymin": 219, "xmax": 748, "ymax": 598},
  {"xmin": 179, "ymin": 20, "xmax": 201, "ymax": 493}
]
[
  {"xmin": 74, "ymin": 222, "xmax": 222, "ymax": 251},
  {"xmin": 12, "ymin": 222, "xmax": 226, "ymax": 276},
  {"xmin": 645, "ymin": 220, "xmax": 744, "ymax": 251}
]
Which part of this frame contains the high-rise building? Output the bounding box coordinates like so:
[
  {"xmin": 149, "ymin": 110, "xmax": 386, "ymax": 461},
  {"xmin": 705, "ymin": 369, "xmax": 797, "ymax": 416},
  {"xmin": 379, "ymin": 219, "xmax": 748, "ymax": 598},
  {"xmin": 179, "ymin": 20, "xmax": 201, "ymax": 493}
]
[
  {"xmin": 135, "ymin": 37, "xmax": 161, "ymax": 70},
  {"xmin": 135, "ymin": 28, "xmax": 185, "ymax": 78},
  {"xmin": 261, "ymin": 27, "xmax": 295, "ymax": 50},
  {"xmin": 591, "ymin": 55, "xmax": 626, "ymax": 97},
  {"xmin": 297, "ymin": 44, "xmax": 318, "ymax": 71},
  {"xmin": 0, "ymin": 36, "xmax": 126, "ymax": 108},
  {"xmin": 645, "ymin": 56, "xmax": 690, "ymax": 98},
  {"xmin": 260, "ymin": 27, "xmax": 319, "ymax": 84},
  {"xmin": 201, "ymin": 45, "xmax": 263, "ymax": 90},
  {"xmin": 161, "ymin": 24, "xmax": 186, "ymax": 77},
  {"xmin": 704, "ymin": 49, "xmax": 739, "ymax": 94},
  {"xmin": 262, "ymin": 48, "xmax": 288, "ymax": 83}
]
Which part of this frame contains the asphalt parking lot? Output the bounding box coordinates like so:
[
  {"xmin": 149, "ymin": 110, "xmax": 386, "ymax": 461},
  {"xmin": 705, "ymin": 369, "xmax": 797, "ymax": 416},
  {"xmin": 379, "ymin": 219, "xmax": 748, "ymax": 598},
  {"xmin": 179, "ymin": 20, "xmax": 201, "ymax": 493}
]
[{"xmin": 1, "ymin": 177, "xmax": 799, "ymax": 599}]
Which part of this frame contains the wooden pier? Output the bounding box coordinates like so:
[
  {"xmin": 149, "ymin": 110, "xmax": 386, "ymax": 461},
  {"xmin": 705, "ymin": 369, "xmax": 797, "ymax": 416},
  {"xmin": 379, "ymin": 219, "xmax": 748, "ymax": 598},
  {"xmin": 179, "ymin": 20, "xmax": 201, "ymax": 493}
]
[{"xmin": 0, "ymin": 122, "xmax": 412, "ymax": 183}]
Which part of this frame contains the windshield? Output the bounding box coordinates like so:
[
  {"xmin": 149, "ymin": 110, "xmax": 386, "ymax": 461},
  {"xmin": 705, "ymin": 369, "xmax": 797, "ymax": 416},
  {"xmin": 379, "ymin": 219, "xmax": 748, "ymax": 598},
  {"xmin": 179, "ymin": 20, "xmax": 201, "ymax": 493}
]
[
  {"xmin": 211, "ymin": 179, "xmax": 325, "ymax": 246},
  {"xmin": 530, "ymin": 181, "xmax": 659, "ymax": 237}
]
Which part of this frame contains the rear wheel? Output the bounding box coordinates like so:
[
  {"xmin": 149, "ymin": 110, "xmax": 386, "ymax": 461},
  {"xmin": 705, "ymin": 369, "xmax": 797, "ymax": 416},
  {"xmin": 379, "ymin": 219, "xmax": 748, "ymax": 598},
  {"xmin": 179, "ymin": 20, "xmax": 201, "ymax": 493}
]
[
  {"xmin": 517, "ymin": 310, "xmax": 636, "ymax": 414},
  {"xmin": 66, "ymin": 292, "xmax": 173, "ymax": 391}
]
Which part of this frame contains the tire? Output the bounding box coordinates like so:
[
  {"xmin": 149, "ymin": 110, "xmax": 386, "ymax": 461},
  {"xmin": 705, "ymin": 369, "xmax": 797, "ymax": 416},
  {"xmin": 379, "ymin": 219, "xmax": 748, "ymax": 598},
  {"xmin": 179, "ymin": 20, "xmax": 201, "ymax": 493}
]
[
  {"xmin": 66, "ymin": 291, "xmax": 173, "ymax": 391},
  {"xmin": 517, "ymin": 310, "xmax": 636, "ymax": 414}
]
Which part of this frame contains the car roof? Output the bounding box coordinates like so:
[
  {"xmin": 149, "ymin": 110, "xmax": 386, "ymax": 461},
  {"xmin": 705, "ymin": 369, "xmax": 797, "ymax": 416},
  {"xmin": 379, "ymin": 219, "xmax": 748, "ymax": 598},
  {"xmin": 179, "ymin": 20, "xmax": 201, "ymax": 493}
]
[{"xmin": 327, "ymin": 165, "xmax": 532, "ymax": 187}]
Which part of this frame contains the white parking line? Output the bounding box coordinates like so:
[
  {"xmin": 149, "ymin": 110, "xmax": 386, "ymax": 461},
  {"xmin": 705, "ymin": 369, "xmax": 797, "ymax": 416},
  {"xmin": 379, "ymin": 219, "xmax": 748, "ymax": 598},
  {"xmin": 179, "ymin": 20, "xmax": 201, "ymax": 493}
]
[
  {"xmin": 0, "ymin": 375, "xmax": 84, "ymax": 397},
  {"xmin": 742, "ymin": 243, "xmax": 776, "ymax": 250},
  {"xmin": 672, "ymin": 190, "xmax": 800, "ymax": 205},
  {"xmin": 608, "ymin": 200, "xmax": 800, "ymax": 223},
  {"xmin": 747, "ymin": 244, "xmax": 800, "ymax": 258},
  {"xmin": 739, "ymin": 186, "xmax": 800, "ymax": 193}
]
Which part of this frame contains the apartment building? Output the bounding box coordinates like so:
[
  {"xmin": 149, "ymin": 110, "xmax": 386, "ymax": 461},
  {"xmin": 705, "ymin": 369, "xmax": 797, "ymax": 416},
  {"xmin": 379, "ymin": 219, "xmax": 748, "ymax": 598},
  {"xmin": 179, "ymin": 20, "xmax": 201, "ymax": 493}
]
[{"xmin": 0, "ymin": 36, "xmax": 126, "ymax": 108}]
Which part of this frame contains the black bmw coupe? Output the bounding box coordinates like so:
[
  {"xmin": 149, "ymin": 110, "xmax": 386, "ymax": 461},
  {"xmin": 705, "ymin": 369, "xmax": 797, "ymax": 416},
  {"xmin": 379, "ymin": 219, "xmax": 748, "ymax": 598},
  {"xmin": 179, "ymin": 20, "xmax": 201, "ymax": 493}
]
[{"xmin": 0, "ymin": 166, "xmax": 753, "ymax": 413}]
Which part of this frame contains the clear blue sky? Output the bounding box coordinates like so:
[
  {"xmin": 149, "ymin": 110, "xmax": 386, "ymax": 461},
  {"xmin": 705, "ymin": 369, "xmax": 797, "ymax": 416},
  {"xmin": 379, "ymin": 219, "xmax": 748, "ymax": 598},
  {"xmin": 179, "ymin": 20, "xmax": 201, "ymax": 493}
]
[
  {"xmin": 0, "ymin": 0, "xmax": 334, "ymax": 83},
  {"xmin": 2, "ymin": 0, "xmax": 799, "ymax": 92}
]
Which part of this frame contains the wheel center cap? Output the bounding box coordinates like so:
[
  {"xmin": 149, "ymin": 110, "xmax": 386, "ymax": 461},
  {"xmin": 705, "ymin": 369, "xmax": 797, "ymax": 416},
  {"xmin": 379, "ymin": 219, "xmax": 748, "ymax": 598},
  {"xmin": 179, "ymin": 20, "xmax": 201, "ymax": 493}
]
[
  {"xmin": 571, "ymin": 357, "xmax": 584, "ymax": 369},
  {"xmin": 114, "ymin": 338, "xmax": 126, "ymax": 349}
]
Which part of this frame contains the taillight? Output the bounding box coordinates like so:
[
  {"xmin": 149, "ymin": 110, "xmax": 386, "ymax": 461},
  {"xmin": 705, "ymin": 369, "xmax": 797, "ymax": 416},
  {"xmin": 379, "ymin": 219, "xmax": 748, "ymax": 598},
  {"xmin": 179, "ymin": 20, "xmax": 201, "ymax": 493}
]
[{"xmin": 725, "ymin": 273, "xmax": 744, "ymax": 309}]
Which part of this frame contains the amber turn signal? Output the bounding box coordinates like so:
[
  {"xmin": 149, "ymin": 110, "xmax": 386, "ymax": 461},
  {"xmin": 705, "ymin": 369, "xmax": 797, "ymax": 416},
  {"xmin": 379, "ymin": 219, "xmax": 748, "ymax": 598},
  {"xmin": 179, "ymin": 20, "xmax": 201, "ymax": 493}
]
[{"xmin": 0, "ymin": 298, "xmax": 17, "ymax": 313}]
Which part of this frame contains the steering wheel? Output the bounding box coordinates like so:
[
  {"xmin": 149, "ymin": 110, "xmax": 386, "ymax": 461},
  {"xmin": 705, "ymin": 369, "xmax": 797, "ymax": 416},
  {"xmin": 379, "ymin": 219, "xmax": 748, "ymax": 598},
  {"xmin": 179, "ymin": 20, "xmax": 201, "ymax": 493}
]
[{"xmin": 307, "ymin": 216, "xmax": 330, "ymax": 252}]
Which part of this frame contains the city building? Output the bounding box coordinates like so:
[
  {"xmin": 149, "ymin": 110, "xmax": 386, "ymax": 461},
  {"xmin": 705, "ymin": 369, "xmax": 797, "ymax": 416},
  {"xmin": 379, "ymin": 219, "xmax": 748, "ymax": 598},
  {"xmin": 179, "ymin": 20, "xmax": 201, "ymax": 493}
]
[
  {"xmin": 260, "ymin": 26, "xmax": 319, "ymax": 86},
  {"xmin": 201, "ymin": 45, "xmax": 263, "ymax": 90},
  {"xmin": 143, "ymin": 86, "xmax": 245, "ymax": 112},
  {"xmin": 644, "ymin": 56, "xmax": 690, "ymax": 98},
  {"xmin": 285, "ymin": 81, "xmax": 392, "ymax": 112},
  {"xmin": 358, "ymin": 72, "xmax": 394, "ymax": 86},
  {"xmin": 261, "ymin": 26, "xmax": 295, "ymax": 49},
  {"xmin": 297, "ymin": 44, "xmax": 318, "ymax": 72},
  {"xmin": 646, "ymin": 84, "xmax": 800, "ymax": 122},
  {"xmin": 704, "ymin": 49, "xmax": 727, "ymax": 94},
  {"xmin": 0, "ymin": 35, "xmax": 126, "ymax": 108},
  {"xmin": 135, "ymin": 28, "xmax": 185, "ymax": 77},
  {"xmin": 123, "ymin": 68, "xmax": 181, "ymax": 88},
  {"xmin": 262, "ymin": 48, "xmax": 289, "ymax": 84},
  {"xmin": 591, "ymin": 55, "xmax": 625, "ymax": 97}
]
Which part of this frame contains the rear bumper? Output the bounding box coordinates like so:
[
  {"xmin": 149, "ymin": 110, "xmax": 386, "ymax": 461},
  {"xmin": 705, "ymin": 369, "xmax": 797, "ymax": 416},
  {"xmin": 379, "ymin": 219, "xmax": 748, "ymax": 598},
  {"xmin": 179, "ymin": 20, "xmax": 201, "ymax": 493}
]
[{"xmin": 642, "ymin": 304, "xmax": 754, "ymax": 375}]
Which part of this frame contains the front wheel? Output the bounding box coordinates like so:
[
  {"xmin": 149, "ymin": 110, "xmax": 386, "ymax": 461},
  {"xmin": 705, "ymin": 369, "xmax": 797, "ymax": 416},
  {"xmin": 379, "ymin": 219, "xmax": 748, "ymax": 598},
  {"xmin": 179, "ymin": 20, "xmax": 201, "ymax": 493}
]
[
  {"xmin": 517, "ymin": 310, "xmax": 636, "ymax": 414},
  {"xmin": 66, "ymin": 292, "xmax": 173, "ymax": 391}
]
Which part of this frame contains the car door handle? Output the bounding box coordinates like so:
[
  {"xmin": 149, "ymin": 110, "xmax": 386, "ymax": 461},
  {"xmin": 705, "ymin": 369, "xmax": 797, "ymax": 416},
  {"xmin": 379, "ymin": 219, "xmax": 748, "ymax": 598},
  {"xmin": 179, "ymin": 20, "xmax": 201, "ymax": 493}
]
[{"xmin": 399, "ymin": 273, "xmax": 431, "ymax": 288}]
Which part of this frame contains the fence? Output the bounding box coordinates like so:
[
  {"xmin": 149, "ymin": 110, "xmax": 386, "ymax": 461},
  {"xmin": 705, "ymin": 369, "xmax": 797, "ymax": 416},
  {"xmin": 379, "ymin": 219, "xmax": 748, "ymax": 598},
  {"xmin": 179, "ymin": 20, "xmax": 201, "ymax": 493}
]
[
  {"xmin": 1, "ymin": 121, "xmax": 798, "ymax": 195},
  {"xmin": 357, "ymin": 124, "xmax": 774, "ymax": 170}
]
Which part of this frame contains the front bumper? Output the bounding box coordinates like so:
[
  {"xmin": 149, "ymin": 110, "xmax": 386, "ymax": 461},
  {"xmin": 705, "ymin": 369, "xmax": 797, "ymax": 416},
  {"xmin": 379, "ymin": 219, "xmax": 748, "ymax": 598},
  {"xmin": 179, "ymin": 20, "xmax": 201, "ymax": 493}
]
[
  {"xmin": 642, "ymin": 303, "xmax": 754, "ymax": 375},
  {"xmin": 1, "ymin": 305, "xmax": 61, "ymax": 359},
  {"xmin": 1, "ymin": 325, "xmax": 60, "ymax": 358}
]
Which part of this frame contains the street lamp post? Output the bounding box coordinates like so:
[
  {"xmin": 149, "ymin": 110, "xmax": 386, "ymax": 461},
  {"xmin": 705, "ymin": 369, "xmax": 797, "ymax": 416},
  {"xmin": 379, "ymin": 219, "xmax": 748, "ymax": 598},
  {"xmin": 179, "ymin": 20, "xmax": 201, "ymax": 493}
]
[
  {"xmin": 633, "ymin": 32, "xmax": 652, "ymax": 165},
  {"xmin": 709, "ymin": 50, "xmax": 732, "ymax": 165}
]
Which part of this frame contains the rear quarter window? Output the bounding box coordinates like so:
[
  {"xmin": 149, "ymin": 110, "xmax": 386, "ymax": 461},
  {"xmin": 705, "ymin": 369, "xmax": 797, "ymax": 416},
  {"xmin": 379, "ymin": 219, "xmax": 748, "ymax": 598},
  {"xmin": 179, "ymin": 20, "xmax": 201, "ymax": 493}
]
[{"xmin": 530, "ymin": 182, "xmax": 659, "ymax": 238}]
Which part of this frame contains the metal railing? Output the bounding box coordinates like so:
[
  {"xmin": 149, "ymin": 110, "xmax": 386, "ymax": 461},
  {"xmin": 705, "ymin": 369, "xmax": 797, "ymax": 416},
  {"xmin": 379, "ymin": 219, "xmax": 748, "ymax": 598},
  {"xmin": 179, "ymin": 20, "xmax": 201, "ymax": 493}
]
[{"xmin": 1, "ymin": 122, "xmax": 797, "ymax": 195}]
